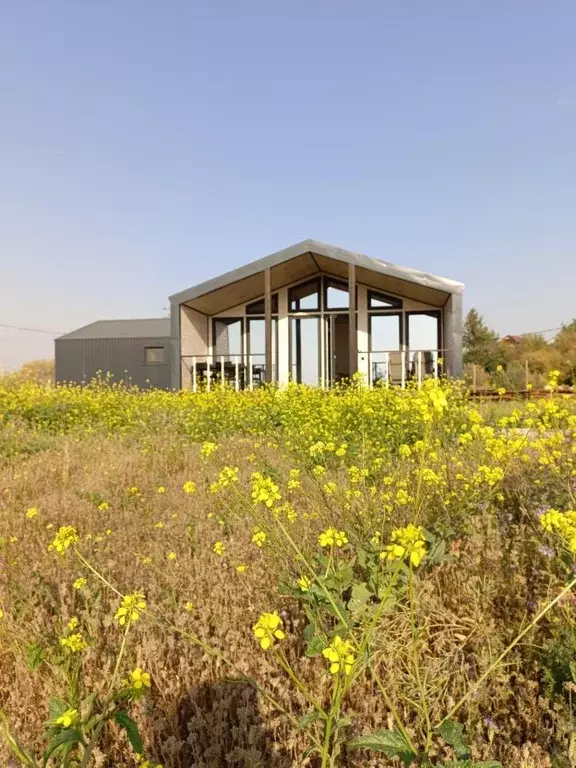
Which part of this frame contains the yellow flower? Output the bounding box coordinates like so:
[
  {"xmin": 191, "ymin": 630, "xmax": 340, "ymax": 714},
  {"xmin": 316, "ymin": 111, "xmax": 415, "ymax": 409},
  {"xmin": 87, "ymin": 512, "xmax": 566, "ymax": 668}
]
[
  {"xmin": 200, "ymin": 441, "xmax": 218, "ymax": 457},
  {"xmin": 497, "ymin": 387, "xmax": 506, "ymax": 397},
  {"xmin": 128, "ymin": 486, "xmax": 140, "ymax": 495},
  {"xmin": 49, "ymin": 526, "xmax": 79, "ymax": 555},
  {"xmin": 236, "ymin": 563, "xmax": 248, "ymax": 573},
  {"xmin": 115, "ymin": 593, "xmax": 146, "ymax": 625},
  {"xmin": 56, "ymin": 708, "xmax": 79, "ymax": 728},
  {"xmin": 381, "ymin": 524, "xmax": 427, "ymax": 567},
  {"xmin": 213, "ymin": 541, "xmax": 225, "ymax": 556},
  {"xmin": 252, "ymin": 612, "xmax": 285, "ymax": 650},
  {"xmin": 182, "ymin": 481, "xmax": 196, "ymax": 494},
  {"xmin": 297, "ymin": 575, "xmax": 311, "ymax": 592},
  {"xmin": 26, "ymin": 507, "xmax": 38, "ymax": 519},
  {"xmin": 184, "ymin": 601, "xmax": 195, "ymax": 612},
  {"xmin": 124, "ymin": 667, "xmax": 151, "ymax": 690},
  {"xmin": 157, "ymin": 486, "xmax": 166, "ymax": 494},
  {"xmin": 67, "ymin": 616, "xmax": 79, "ymax": 631},
  {"xmin": 251, "ymin": 528, "xmax": 267, "ymax": 547},
  {"xmin": 167, "ymin": 552, "xmax": 177, "ymax": 561},
  {"xmin": 322, "ymin": 636, "xmax": 356, "ymax": 675},
  {"xmin": 251, "ymin": 472, "xmax": 281, "ymax": 507},
  {"xmin": 496, "ymin": 364, "xmax": 503, "ymax": 372},
  {"xmin": 73, "ymin": 577, "xmax": 87, "ymax": 590},
  {"xmin": 98, "ymin": 501, "xmax": 110, "ymax": 510},
  {"xmin": 154, "ymin": 521, "xmax": 164, "ymax": 529},
  {"xmin": 60, "ymin": 633, "xmax": 88, "ymax": 653},
  {"xmin": 0, "ymin": 608, "xmax": 4, "ymax": 619},
  {"xmin": 319, "ymin": 527, "xmax": 348, "ymax": 548}
]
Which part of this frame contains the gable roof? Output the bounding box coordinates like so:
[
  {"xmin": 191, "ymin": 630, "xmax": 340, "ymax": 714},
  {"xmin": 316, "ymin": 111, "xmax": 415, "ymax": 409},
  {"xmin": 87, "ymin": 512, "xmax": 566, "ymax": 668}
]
[
  {"xmin": 169, "ymin": 239, "xmax": 464, "ymax": 307},
  {"xmin": 57, "ymin": 318, "xmax": 171, "ymax": 341}
]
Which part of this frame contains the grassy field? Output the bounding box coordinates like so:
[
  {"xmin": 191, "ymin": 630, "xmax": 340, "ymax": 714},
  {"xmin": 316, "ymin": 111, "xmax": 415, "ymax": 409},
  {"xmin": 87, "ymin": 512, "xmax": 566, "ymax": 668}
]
[{"xmin": 1, "ymin": 379, "xmax": 576, "ymax": 767}]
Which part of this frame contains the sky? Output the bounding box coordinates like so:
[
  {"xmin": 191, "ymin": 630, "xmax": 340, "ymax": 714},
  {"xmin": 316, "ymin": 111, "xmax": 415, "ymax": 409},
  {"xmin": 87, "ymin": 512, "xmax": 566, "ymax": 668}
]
[{"xmin": 1, "ymin": 1, "xmax": 576, "ymax": 369}]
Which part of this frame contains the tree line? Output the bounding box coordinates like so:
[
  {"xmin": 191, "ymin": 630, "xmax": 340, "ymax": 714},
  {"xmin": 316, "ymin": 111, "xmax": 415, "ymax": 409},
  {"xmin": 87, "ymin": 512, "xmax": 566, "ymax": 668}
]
[{"xmin": 464, "ymin": 309, "xmax": 576, "ymax": 389}]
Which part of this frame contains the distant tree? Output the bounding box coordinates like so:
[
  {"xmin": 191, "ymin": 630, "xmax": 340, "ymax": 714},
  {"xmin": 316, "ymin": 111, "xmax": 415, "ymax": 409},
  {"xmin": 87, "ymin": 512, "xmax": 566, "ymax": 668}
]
[
  {"xmin": 463, "ymin": 308, "xmax": 502, "ymax": 371},
  {"xmin": 15, "ymin": 359, "xmax": 55, "ymax": 385}
]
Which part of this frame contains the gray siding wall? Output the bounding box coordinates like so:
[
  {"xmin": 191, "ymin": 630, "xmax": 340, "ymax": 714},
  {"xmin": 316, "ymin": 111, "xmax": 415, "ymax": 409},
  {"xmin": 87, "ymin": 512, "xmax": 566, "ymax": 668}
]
[{"xmin": 55, "ymin": 337, "xmax": 173, "ymax": 389}]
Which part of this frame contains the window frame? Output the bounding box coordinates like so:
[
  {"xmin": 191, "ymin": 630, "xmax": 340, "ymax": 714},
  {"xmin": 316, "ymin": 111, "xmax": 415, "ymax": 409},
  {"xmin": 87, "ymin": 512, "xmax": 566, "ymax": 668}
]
[
  {"xmin": 212, "ymin": 317, "xmax": 245, "ymax": 359},
  {"xmin": 367, "ymin": 290, "xmax": 403, "ymax": 310},
  {"xmin": 288, "ymin": 277, "xmax": 321, "ymax": 313},
  {"xmin": 144, "ymin": 346, "xmax": 165, "ymax": 365}
]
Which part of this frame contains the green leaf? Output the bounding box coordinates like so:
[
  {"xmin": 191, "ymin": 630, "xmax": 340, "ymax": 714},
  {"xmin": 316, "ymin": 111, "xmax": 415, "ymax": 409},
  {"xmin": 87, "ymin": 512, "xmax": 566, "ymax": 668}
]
[
  {"xmin": 570, "ymin": 662, "xmax": 576, "ymax": 684},
  {"xmin": 25, "ymin": 642, "xmax": 46, "ymax": 672},
  {"xmin": 48, "ymin": 698, "xmax": 69, "ymax": 722},
  {"xmin": 347, "ymin": 729, "xmax": 418, "ymax": 765},
  {"xmin": 303, "ymin": 621, "xmax": 316, "ymax": 641},
  {"xmin": 347, "ymin": 582, "xmax": 372, "ymax": 615},
  {"xmin": 305, "ymin": 634, "xmax": 326, "ymax": 657},
  {"xmin": 297, "ymin": 711, "xmax": 324, "ymax": 731},
  {"xmin": 115, "ymin": 711, "xmax": 144, "ymax": 754},
  {"xmin": 42, "ymin": 729, "xmax": 81, "ymax": 766},
  {"xmin": 435, "ymin": 720, "xmax": 471, "ymax": 760}
]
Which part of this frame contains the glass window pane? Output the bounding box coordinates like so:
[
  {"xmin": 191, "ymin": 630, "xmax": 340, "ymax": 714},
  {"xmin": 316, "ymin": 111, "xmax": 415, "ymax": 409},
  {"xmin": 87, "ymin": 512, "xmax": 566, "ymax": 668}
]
[
  {"xmin": 368, "ymin": 291, "xmax": 402, "ymax": 309},
  {"xmin": 407, "ymin": 313, "xmax": 440, "ymax": 378},
  {"xmin": 248, "ymin": 318, "xmax": 277, "ymax": 382},
  {"xmin": 214, "ymin": 319, "xmax": 243, "ymax": 358},
  {"xmin": 326, "ymin": 281, "xmax": 349, "ymax": 309},
  {"xmin": 289, "ymin": 280, "xmax": 320, "ymax": 312},
  {"xmin": 290, "ymin": 317, "xmax": 320, "ymax": 384},
  {"xmin": 145, "ymin": 347, "xmax": 164, "ymax": 364},
  {"xmin": 370, "ymin": 315, "xmax": 401, "ymax": 351}
]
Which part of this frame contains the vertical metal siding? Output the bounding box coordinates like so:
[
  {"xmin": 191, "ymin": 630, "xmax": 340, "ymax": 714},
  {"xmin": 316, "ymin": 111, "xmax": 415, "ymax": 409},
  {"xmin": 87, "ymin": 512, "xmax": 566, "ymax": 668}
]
[{"xmin": 55, "ymin": 337, "xmax": 173, "ymax": 389}]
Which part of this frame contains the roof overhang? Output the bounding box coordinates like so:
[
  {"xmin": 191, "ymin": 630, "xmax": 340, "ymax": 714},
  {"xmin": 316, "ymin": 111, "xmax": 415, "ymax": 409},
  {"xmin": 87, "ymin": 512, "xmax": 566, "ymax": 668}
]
[{"xmin": 170, "ymin": 239, "xmax": 463, "ymax": 315}]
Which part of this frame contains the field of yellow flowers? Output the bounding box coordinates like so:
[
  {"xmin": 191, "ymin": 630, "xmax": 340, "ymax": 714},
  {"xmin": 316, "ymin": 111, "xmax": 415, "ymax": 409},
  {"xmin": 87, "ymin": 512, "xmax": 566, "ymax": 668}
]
[{"xmin": 1, "ymin": 378, "xmax": 576, "ymax": 768}]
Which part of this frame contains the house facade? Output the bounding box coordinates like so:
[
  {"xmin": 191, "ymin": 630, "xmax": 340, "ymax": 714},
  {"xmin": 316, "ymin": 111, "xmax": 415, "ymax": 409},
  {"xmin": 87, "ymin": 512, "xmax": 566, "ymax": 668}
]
[
  {"xmin": 170, "ymin": 240, "xmax": 463, "ymax": 390},
  {"xmin": 55, "ymin": 240, "xmax": 463, "ymax": 390},
  {"xmin": 55, "ymin": 319, "xmax": 173, "ymax": 389}
]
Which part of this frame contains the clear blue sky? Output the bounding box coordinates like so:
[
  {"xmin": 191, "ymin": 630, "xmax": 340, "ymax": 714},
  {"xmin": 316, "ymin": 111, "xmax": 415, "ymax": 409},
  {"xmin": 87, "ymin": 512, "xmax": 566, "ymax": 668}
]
[{"xmin": 1, "ymin": 1, "xmax": 575, "ymax": 369}]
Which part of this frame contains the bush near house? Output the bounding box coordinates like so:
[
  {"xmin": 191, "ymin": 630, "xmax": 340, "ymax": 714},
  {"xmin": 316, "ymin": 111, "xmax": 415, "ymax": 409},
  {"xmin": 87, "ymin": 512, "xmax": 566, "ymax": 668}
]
[{"xmin": 1, "ymin": 379, "xmax": 576, "ymax": 767}]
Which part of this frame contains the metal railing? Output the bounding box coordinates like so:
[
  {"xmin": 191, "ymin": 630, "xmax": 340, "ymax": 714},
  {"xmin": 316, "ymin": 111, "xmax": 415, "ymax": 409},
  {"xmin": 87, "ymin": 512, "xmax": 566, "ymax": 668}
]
[
  {"xmin": 181, "ymin": 350, "xmax": 448, "ymax": 391},
  {"xmin": 361, "ymin": 349, "xmax": 448, "ymax": 389},
  {"xmin": 181, "ymin": 355, "xmax": 272, "ymax": 392}
]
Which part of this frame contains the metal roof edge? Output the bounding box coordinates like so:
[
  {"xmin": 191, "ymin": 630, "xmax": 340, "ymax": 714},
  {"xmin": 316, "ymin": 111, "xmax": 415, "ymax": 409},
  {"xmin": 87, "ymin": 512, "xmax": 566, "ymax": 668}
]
[{"xmin": 169, "ymin": 239, "xmax": 464, "ymax": 305}]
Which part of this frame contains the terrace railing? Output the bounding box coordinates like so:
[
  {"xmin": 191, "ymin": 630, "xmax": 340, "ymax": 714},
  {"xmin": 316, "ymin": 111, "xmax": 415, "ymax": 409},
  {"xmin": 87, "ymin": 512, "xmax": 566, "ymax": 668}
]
[
  {"xmin": 181, "ymin": 354, "xmax": 271, "ymax": 392},
  {"xmin": 361, "ymin": 348, "xmax": 448, "ymax": 389},
  {"xmin": 181, "ymin": 350, "xmax": 447, "ymax": 391}
]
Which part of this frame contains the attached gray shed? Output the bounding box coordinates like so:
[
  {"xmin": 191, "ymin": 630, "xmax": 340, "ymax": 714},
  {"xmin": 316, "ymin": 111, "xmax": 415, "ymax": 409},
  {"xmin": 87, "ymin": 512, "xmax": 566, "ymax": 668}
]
[{"xmin": 55, "ymin": 319, "xmax": 174, "ymax": 389}]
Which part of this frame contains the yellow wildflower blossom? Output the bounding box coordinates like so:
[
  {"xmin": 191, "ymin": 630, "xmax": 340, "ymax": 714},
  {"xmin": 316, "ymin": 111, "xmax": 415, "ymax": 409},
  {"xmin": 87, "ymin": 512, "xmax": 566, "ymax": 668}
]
[
  {"xmin": 322, "ymin": 636, "xmax": 355, "ymax": 675},
  {"xmin": 252, "ymin": 612, "xmax": 285, "ymax": 650}
]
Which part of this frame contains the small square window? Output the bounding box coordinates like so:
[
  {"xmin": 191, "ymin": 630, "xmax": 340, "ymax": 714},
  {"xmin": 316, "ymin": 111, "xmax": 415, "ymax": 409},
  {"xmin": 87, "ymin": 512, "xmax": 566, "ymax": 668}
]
[{"xmin": 145, "ymin": 347, "xmax": 164, "ymax": 364}]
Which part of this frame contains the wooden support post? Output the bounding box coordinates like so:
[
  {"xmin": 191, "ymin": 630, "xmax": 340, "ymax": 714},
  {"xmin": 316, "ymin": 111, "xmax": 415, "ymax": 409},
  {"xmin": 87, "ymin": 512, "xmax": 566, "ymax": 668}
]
[
  {"xmin": 348, "ymin": 262, "xmax": 357, "ymax": 379},
  {"xmin": 264, "ymin": 267, "xmax": 272, "ymax": 383},
  {"xmin": 472, "ymin": 364, "xmax": 477, "ymax": 392}
]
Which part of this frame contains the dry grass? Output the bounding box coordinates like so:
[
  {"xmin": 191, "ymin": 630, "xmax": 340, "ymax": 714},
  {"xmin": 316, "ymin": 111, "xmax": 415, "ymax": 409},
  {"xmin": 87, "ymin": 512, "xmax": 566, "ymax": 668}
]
[{"xmin": 0, "ymin": 382, "xmax": 575, "ymax": 766}]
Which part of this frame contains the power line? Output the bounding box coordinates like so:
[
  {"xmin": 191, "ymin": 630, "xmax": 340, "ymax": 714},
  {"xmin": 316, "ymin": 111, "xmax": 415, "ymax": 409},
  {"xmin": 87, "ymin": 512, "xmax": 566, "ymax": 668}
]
[{"xmin": 0, "ymin": 322, "xmax": 63, "ymax": 335}]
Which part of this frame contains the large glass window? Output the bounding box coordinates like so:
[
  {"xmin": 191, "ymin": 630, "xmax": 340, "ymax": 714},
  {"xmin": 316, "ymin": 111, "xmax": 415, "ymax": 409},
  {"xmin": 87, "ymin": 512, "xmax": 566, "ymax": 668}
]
[
  {"xmin": 289, "ymin": 279, "xmax": 320, "ymax": 312},
  {"xmin": 247, "ymin": 318, "xmax": 277, "ymax": 383},
  {"xmin": 325, "ymin": 279, "xmax": 349, "ymax": 310},
  {"xmin": 407, "ymin": 312, "xmax": 440, "ymax": 378},
  {"xmin": 213, "ymin": 318, "xmax": 243, "ymax": 359},
  {"xmin": 370, "ymin": 314, "xmax": 402, "ymax": 385},
  {"xmin": 290, "ymin": 317, "xmax": 320, "ymax": 385},
  {"xmin": 368, "ymin": 290, "xmax": 402, "ymax": 309}
]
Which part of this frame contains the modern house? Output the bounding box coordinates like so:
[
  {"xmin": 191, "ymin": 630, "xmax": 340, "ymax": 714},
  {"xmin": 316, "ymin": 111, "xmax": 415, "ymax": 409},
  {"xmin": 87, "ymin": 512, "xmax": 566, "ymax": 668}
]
[{"xmin": 56, "ymin": 240, "xmax": 463, "ymax": 390}]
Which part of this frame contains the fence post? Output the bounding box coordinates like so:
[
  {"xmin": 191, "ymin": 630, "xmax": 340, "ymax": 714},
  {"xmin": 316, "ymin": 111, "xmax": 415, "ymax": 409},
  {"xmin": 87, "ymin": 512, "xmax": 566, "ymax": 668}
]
[
  {"xmin": 417, "ymin": 350, "xmax": 422, "ymax": 387},
  {"xmin": 401, "ymin": 350, "xmax": 406, "ymax": 390},
  {"xmin": 472, "ymin": 364, "xmax": 477, "ymax": 392},
  {"xmin": 206, "ymin": 359, "xmax": 211, "ymax": 392}
]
